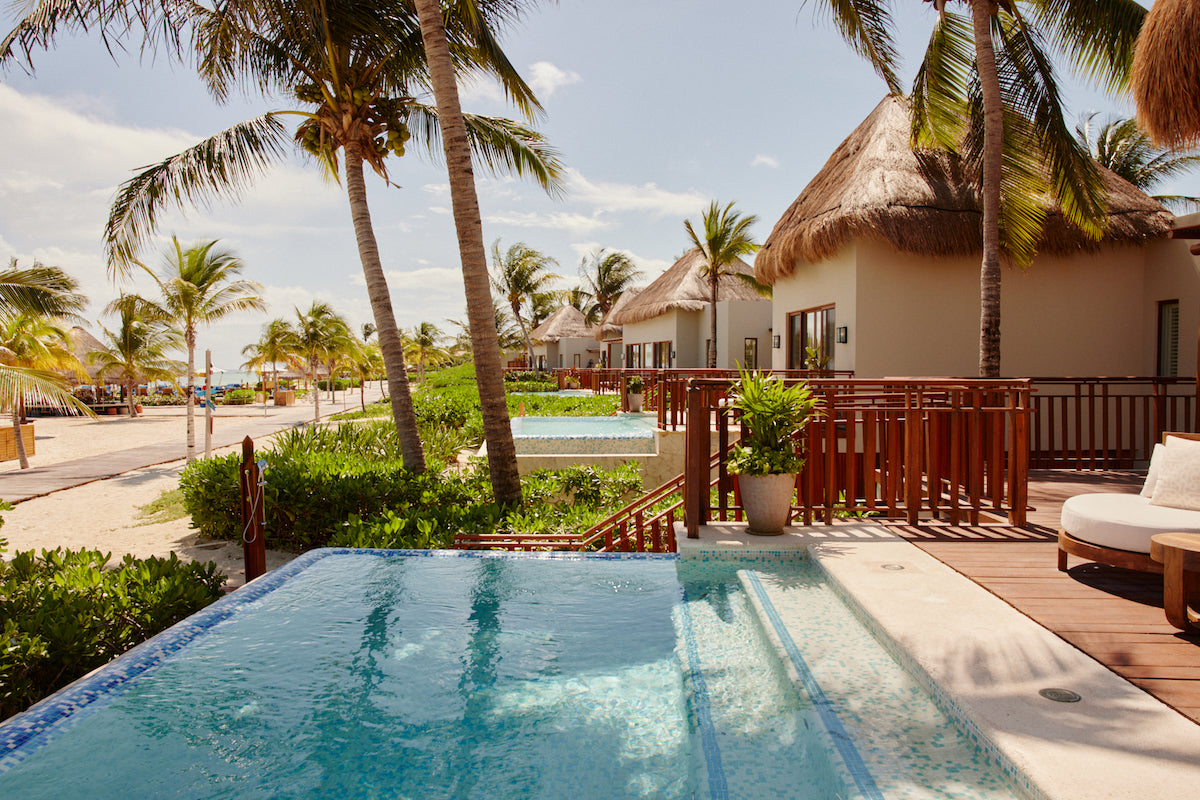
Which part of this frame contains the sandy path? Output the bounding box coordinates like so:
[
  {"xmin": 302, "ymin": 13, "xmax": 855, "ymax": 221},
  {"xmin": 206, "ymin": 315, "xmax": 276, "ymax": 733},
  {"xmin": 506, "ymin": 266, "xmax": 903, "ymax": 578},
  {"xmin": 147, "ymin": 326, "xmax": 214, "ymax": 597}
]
[{"xmin": 0, "ymin": 388, "xmax": 384, "ymax": 585}]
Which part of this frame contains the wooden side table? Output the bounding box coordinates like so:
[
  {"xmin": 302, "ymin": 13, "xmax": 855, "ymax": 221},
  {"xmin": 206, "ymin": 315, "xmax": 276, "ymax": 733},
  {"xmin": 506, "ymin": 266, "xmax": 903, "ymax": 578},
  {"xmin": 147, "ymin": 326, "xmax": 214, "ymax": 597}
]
[{"xmin": 1150, "ymin": 532, "xmax": 1200, "ymax": 633}]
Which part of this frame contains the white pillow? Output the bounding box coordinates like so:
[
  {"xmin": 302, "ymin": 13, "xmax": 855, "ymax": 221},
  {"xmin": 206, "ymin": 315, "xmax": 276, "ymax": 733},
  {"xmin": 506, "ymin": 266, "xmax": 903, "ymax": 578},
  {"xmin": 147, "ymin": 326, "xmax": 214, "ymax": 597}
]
[
  {"xmin": 1142, "ymin": 443, "xmax": 1166, "ymax": 497},
  {"xmin": 1149, "ymin": 436, "xmax": 1200, "ymax": 511}
]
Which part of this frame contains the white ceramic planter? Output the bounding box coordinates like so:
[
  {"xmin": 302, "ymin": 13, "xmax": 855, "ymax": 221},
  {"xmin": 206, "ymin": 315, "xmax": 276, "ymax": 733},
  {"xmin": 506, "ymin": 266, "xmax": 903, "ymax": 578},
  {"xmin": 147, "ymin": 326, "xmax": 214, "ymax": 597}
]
[
  {"xmin": 628, "ymin": 393, "xmax": 644, "ymax": 412},
  {"xmin": 738, "ymin": 473, "xmax": 797, "ymax": 535}
]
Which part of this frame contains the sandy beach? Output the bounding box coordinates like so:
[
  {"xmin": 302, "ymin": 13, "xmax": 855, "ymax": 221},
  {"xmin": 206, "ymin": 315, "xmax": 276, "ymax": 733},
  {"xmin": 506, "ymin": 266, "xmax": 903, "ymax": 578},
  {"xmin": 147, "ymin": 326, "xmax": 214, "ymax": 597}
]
[{"xmin": 0, "ymin": 386, "xmax": 386, "ymax": 585}]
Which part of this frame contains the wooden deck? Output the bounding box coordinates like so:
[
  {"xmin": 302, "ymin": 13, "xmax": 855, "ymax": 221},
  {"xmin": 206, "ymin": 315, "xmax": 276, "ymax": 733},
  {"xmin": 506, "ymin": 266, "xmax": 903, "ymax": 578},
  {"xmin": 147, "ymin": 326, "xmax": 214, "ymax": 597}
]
[{"xmin": 888, "ymin": 469, "xmax": 1200, "ymax": 725}]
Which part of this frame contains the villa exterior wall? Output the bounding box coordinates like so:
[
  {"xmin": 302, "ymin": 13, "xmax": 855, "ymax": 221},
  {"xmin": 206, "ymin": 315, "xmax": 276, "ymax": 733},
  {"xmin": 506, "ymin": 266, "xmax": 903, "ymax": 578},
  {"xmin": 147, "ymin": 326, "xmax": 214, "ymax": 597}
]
[
  {"xmin": 770, "ymin": 237, "xmax": 1199, "ymax": 379},
  {"xmin": 714, "ymin": 300, "xmax": 773, "ymax": 369},
  {"xmin": 769, "ymin": 245, "xmax": 858, "ymax": 371}
]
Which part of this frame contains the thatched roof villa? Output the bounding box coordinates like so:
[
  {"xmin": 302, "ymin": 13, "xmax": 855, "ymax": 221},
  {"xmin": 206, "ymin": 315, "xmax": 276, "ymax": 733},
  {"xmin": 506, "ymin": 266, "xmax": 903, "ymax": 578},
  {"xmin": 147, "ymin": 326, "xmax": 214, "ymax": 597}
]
[
  {"xmin": 756, "ymin": 95, "xmax": 1193, "ymax": 378},
  {"xmin": 529, "ymin": 305, "xmax": 599, "ymax": 370},
  {"xmin": 610, "ymin": 248, "xmax": 770, "ymax": 369}
]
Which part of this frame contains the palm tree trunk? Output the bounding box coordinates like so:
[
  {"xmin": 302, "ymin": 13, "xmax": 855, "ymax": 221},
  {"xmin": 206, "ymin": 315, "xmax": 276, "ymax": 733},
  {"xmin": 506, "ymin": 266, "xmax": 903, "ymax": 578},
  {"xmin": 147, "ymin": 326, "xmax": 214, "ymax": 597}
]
[
  {"xmin": 185, "ymin": 334, "xmax": 196, "ymax": 461},
  {"xmin": 973, "ymin": 0, "xmax": 1003, "ymax": 378},
  {"xmin": 708, "ymin": 271, "xmax": 718, "ymax": 368},
  {"xmin": 414, "ymin": 0, "xmax": 521, "ymax": 505},
  {"xmin": 344, "ymin": 145, "xmax": 426, "ymax": 471},
  {"xmin": 128, "ymin": 379, "xmax": 137, "ymax": 417},
  {"xmin": 512, "ymin": 301, "xmax": 534, "ymax": 369},
  {"xmin": 12, "ymin": 407, "xmax": 28, "ymax": 469},
  {"xmin": 311, "ymin": 357, "xmax": 321, "ymax": 422}
]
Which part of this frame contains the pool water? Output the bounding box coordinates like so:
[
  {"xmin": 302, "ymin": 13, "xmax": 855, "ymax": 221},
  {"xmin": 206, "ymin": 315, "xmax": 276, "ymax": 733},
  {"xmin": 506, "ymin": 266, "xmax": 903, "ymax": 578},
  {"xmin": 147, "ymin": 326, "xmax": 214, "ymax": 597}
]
[
  {"xmin": 0, "ymin": 552, "xmax": 1029, "ymax": 800},
  {"xmin": 510, "ymin": 415, "xmax": 657, "ymax": 455}
]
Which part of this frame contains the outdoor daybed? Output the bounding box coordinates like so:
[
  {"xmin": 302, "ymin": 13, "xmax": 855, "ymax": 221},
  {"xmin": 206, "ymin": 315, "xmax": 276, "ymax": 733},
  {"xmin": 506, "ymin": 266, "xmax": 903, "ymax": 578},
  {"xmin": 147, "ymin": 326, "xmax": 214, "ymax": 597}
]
[{"xmin": 1059, "ymin": 433, "xmax": 1200, "ymax": 573}]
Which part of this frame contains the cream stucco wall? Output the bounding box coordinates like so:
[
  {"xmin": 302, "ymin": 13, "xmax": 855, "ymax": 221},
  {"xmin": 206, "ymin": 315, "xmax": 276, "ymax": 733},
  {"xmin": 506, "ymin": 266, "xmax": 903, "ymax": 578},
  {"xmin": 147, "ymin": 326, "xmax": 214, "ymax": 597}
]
[
  {"xmin": 771, "ymin": 237, "xmax": 1200, "ymax": 378},
  {"xmin": 770, "ymin": 245, "xmax": 858, "ymax": 371},
  {"xmin": 715, "ymin": 300, "xmax": 773, "ymax": 369}
]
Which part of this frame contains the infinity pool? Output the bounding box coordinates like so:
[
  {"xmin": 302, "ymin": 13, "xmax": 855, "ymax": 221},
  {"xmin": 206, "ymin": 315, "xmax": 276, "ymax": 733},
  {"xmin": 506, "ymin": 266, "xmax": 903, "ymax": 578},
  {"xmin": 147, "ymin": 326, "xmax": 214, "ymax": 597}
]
[
  {"xmin": 0, "ymin": 551, "xmax": 1029, "ymax": 799},
  {"xmin": 510, "ymin": 415, "xmax": 657, "ymax": 454}
]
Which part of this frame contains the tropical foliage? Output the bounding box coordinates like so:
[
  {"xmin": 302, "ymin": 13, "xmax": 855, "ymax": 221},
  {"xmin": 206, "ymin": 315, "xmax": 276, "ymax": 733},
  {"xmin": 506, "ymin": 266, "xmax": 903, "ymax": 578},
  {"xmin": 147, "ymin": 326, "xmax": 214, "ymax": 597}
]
[
  {"xmin": 491, "ymin": 240, "xmax": 560, "ymax": 368},
  {"xmin": 91, "ymin": 295, "xmax": 183, "ymax": 417},
  {"xmin": 1076, "ymin": 114, "xmax": 1200, "ymax": 211},
  {"xmin": 683, "ymin": 201, "xmax": 761, "ymax": 368},
  {"xmin": 809, "ymin": 0, "xmax": 1145, "ymax": 375},
  {"xmin": 577, "ymin": 248, "xmax": 642, "ymax": 321}
]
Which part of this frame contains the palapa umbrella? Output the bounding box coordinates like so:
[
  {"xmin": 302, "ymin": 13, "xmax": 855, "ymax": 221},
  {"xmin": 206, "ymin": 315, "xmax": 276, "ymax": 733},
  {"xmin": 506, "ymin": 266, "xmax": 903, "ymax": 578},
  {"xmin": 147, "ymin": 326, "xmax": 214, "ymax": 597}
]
[{"xmin": 1132, "ymin": 0, "xmax": 1200, "ymax": 148}]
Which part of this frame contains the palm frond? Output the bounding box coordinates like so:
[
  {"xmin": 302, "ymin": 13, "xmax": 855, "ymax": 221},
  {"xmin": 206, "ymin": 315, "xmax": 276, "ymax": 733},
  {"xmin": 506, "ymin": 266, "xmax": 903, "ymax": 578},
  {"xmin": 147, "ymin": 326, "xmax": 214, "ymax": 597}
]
[
  {"xmin": 0, "ymin": 260, "xmax": 88, "ymax": 319},
  {"xmin": 104, "ymin": 114, "xmax": 291, "ymax": 274},
  {"xmin": 808, "ymin": 0, "xmax": 902, "ymax": 94},
  {"xmin": 0, "ymin": 364, "xmax": 92, "ymax": 416},
  {"xmin": 910, "ymin": 9, "xmax": 974, "ymax": 150},
  {"xmin": 1029, "ymin": 0, "xmax": 1146, "ymax": 94}
]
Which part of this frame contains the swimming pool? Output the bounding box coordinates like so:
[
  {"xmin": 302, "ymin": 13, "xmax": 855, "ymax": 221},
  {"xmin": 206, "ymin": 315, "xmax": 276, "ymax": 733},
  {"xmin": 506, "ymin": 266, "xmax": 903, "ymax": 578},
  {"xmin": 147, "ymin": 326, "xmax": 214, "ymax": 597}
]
[
  {"xmin": 0, "ymin": 551, "xmax": 1030, "ymax": 799},
  {"xmin": 510, "ymin": 415, "xmax": 657, "ymax": 455}
]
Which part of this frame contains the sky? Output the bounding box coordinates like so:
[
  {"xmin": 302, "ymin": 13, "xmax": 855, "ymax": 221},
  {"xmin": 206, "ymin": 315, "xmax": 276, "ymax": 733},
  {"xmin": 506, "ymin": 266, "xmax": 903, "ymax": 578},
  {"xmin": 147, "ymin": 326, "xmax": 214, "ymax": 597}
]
[{"xmin": 0, "ymin": 0, "xmax": 1157, "ymax": 373}]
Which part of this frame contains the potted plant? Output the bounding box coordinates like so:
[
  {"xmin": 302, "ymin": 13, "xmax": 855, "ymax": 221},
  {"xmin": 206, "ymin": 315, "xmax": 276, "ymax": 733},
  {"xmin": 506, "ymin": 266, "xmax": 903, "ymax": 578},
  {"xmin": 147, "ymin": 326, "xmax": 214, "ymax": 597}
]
[
  {"xmin": 626, "ymin": 375, "xmax": 645, "ymax": 412},
  {"xmin": 727, "ymin": 369, "xmax": 820, "ymax": 534}
]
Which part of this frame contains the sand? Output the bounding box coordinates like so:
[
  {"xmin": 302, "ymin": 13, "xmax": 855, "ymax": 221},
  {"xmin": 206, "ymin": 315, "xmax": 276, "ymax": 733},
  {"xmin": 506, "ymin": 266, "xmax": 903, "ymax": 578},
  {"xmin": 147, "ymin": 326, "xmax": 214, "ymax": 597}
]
[{"xmin": 0, "ymin": 387, "xmax": 387, "ymax": 586}]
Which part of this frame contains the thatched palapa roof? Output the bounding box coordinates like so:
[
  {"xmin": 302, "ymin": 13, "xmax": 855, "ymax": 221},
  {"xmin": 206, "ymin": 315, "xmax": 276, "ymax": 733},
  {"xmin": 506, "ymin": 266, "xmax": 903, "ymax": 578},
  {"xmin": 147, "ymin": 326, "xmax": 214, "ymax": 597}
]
[
  {"xmin": 68, "ymin": 326, "xmax": 117, "ymax": 383},
  {"xmin": 1133, "ymin": 0, "xmax": 1200, "ymax": 148},
  {"xmin": 530, "ymin": 305, "xmax": 592, "ymax": 343},
  {"xmin": 594, "ymin": 287, "xmax": 643, "ymax": 341},
  {"xmin": 756, "ymin": 96, "xmax": 1173, "ymax": 285},
  {"xmin": 610, "ymin": 249, "xmax": 764, "ymax": 326}
]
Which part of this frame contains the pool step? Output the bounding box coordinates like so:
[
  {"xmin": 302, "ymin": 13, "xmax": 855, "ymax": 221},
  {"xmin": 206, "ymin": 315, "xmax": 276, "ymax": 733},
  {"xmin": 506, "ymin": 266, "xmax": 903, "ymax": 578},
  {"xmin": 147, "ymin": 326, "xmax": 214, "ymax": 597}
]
[{"xmin": 739, "ymin": 569, "xmax": 1028, "ymax": 800}]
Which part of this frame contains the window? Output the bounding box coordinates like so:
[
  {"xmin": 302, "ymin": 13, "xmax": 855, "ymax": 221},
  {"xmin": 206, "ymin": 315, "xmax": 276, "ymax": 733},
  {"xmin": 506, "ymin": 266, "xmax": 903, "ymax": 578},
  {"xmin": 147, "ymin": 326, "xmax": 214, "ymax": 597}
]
[
  {"xmin": 625, "ymin": 343, "xmax": 643, "ymax": 369},
  {"xmin": 1159, "ymin": 300, "xmax": 1180, "ymax": 377},
  {"xmin": 652, "ymin": 341, "xmax": 672, "ymax": 368},
  {"xmin": 787, "ymin": 305, "xmax": 835, "ymax": 370},
  {"xmin": 743, "ymin": 338, "xmax": 758, "ymax": 369},
  {"xmin": 573, "ymin": 353, "xmax": 581, "ymax": 368}
]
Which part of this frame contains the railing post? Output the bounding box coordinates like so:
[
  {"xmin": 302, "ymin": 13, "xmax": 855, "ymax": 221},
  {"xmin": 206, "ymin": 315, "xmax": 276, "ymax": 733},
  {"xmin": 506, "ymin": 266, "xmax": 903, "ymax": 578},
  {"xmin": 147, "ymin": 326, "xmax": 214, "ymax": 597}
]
[
  {"xmin": 684, "ymin": 381, "xmax": 707, "ymax": 538},
  {"xmin": 240, "ymin": 436, "xmax": 267, "ymax": 583}
]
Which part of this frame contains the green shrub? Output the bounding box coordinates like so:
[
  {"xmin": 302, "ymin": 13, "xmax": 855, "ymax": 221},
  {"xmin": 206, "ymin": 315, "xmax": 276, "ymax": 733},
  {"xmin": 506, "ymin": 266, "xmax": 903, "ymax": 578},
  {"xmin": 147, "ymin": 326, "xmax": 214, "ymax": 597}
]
[
  {"xmin": 507, "ymin": 393, "xmax": 618, "ymax": 417},
  {"xmin": 0, "ymin": 544, "xmax": 224, "ymax": 719},
  {"xmin": 221, "ymin": 388, "xmax": 257, "ymax": 405},
  {"xmin": 505, "ymin": 380, "xmax": 559, "ymax": 393}
]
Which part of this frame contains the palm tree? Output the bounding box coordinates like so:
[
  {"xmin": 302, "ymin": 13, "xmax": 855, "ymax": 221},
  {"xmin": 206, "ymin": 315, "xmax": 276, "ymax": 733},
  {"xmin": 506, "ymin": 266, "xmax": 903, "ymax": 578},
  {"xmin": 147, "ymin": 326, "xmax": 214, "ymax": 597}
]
[
  {"xmin": 812, "ymin": 0, "xmax": 1144, "ymax": 376},
  {"xmin": 139, "ymin": 237, "xmax": 265, "ymax": 461},
  {"xmin": 243, "ymin": 317, "xmax": 295, "ymax": 396},
  {"xmin": 349, "ymin": 340, "xmax": 386, "ymax": 411},
  {"xmin": 1077, "ymin": 114, "xmax": 1200, "ymax": 212},
  {"xmin": 0, "ymin": 260, "xmax": 91, "ymax": 468},
  {"xmin": 413, "ymin": 0, "xmax": 529, "ymax": 506},
  {"xmin": 405, "ymin": 322, "xmax": 451, "ymax": 385},
  {"xmin": 490, "ymin": 241, "xmax": 559, "ymax": 369},
  {"xmin": 3, "ymin": 0, "xmax": 563, "ymax": 478},
  {"xmin": 0, "ymin": 313, "xmax": 85, "ymax": 468},
  {"xmin": 684, "ymin": 201, "xmax": 760, "ymax": 368},
  {"xmin": 291, "ymin": 302, "xmax": 348, "ymax": 423},
  {"xmin": 321, "ymin": 317, "xmax": 357, "ymax": 407},
  {"xmin": 578, "ymin": 248, "xmax": 641, "ymax": 319},
  {"xmin": 91, "ymin": 296, "xmax": 182, "ymax": 419}
]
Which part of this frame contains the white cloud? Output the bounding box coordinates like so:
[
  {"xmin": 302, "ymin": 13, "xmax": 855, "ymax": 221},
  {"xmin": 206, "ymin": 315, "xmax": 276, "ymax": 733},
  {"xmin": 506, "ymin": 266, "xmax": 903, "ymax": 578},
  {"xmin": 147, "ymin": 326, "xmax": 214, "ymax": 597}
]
[
  {"xmin": 422, "ymin": 183, "xmax": 449, "ymax": 195},
  {"xmin": 565, "ymin": 169, "xmax": 706, "ymax": 217},
  {"xmin": 751, "ymin": 154, "xmax": 780, "ymax": 168},
  {"xmin": 527, "ymin": 62, "xmax": 582, "ymax": 97},
  {"xmin": 483, "ymin": 210, "xmax": 611, "ymax": 234}
]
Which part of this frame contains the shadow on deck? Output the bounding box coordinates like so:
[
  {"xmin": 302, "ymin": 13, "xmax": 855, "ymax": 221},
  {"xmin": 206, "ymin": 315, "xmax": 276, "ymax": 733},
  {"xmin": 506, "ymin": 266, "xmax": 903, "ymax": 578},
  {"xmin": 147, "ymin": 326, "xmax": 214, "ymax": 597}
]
[{"xmin": 886, "ymin": 470, "xmax": 1200, "ymax": 724}]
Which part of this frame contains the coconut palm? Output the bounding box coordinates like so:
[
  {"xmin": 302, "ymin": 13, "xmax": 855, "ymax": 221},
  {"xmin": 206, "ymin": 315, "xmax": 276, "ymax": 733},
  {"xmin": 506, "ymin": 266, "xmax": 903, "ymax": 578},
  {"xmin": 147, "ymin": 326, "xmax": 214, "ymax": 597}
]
[
  {"xmin": 321, "ymin": 317, "xmax": 358, "ymax": 407},
  {"xmin": 349, "ymin": 340, "xmax": 386, "ymax": 410},
  {"xmin": 91, "ymin": 296, "xmax": 183, "ymax": 419},
  {"xmin": 490, "ymin": 241, "xmax": 559, "ymax": 370},
  {"xmin": 0, "ymin": 260, "xmax": 91, "ymax": 468},
  {"xmin": 0, "ymin": 312, "xmax": 85, "ymax": 468},
  {"xmin": 811, "ymin": 0, "xmax": 1145, "ymax": 376},
  {"xmin": 1132, "ymin": 0, "xmax": 1200, "ymax": 149},
  {"xmin": 405, "ymin": 322, "xmax": 450, "ymax": 385},
  {"xmin": 413, "ymin": 0, "xmax": 528, "ymax": 506},
  {"xmin": 578, "ymin": 248, "xmax": 641, "ymax": 319},
  {"xmin": 242, "ymin": 317, "xmax": 296, "ymax": 396},
  {"xmin": 683, "ymin": 201, "xmax": 761, "ymax": 369},
  {"xmin": 1076, "ymin": 114, "xmax": 1200, "ymax": 212},
  {"xmin": 2, "ymin": 0, "xmax": 562, "ymax": 482},
  {"xmin": 139, "ymin": 237, "xmax": 265, "ymax": 461},
  {"xmin": 290, "ymin": 302, "xmax": 349, "ymax": 423}
]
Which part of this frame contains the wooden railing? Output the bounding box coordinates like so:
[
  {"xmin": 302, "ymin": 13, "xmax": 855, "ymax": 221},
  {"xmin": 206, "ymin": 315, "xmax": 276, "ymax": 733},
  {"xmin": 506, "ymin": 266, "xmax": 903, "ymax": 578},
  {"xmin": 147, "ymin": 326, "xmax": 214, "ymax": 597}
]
[
  {"xmin": 1027, "ymin": 377, "xmax": 1195, "ymax": 469},
  {"xmin": 684, "ymin": 378, "xmax": 1034, "ymax": 536}
]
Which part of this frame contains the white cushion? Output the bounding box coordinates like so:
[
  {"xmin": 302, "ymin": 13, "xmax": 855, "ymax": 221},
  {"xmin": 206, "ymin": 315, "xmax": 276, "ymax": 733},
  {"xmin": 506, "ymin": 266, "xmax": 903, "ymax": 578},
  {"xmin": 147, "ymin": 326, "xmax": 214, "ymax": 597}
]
[
  {"xmin": 1150, "ymin": 436, "xmax": 1200, "ymax": 511},
  {"xmin": 1141, "ymin": 443, "xmax": 1166, "ymax": 497},
  {"xmin": 1061, "ymin": 493, "xmax": 1200, "ymax": 554}
]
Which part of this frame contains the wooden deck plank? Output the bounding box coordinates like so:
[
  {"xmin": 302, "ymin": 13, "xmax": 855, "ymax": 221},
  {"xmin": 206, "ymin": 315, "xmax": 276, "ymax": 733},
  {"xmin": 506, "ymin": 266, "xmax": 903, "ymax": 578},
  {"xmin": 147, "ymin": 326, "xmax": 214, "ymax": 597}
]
[{"xmin": 898, "ymin": 469, "xmax": 1200, "ymax": 726}]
